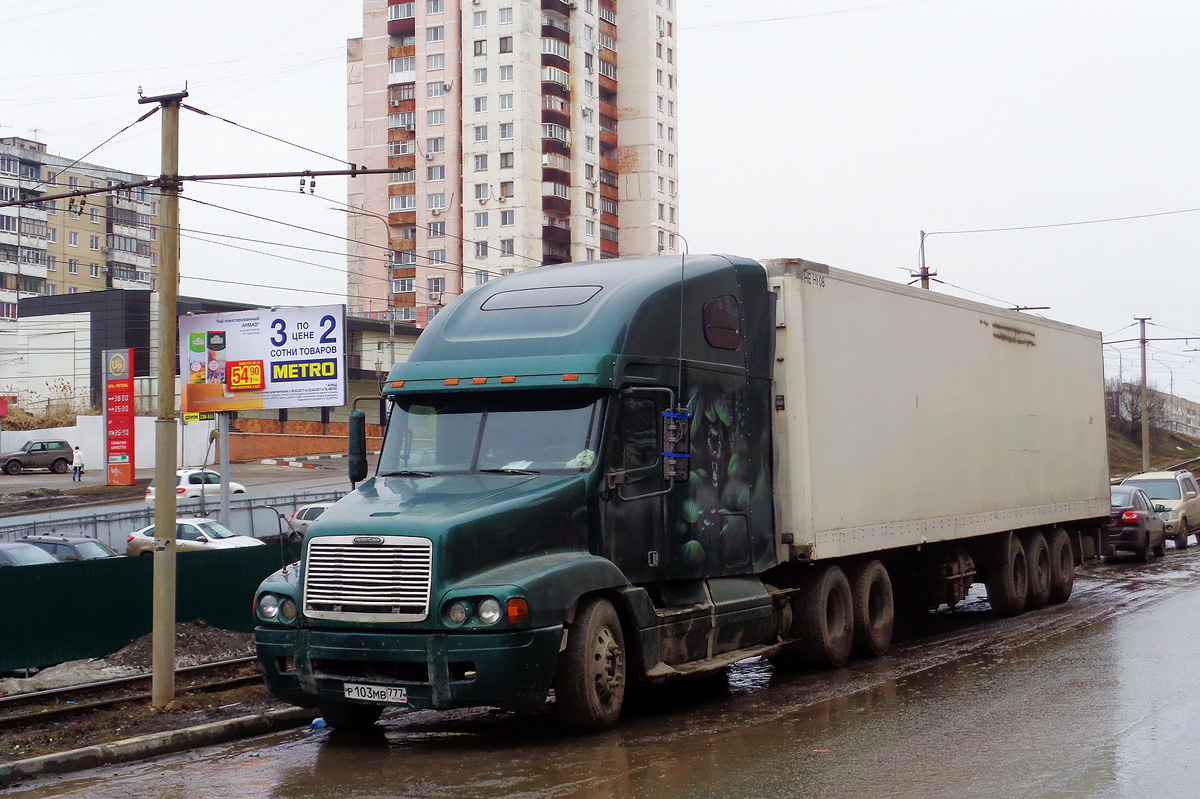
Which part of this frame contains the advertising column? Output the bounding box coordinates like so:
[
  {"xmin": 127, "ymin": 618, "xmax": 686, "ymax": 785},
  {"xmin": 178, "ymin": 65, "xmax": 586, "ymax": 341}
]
[{"xmin": 103, "ymin": 348, "xmax": 136, "ymax": 486}]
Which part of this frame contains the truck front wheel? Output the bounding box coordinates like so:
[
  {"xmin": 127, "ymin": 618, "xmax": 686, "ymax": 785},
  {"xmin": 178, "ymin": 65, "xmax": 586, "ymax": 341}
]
[
  {"xmin": 318, "ymin": 701, "xmax": 383, "ymax": 731},
  {"xmin": 556, "ymin": 597, "xmax": 626, "ymax": 732},
  {"xmin": 794, "ymin": 565, "xmax": 854, "ymax": 669}
]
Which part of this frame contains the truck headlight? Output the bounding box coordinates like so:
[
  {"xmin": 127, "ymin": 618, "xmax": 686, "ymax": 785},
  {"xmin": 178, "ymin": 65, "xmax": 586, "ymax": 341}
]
[
  {"xmin": 280, "ymin": 598, "xmax": 297, "ymax": 622},
  {"xmin": 478, "ymin": 598, "xmax": 502, "ymax": 625},
  {"xmin": 258, "ymin": 593, "xmax": 280, "ymax": 620},
  {"xmin": 446, "ymin": 600, "xmax": 470, "ymax": 626}
]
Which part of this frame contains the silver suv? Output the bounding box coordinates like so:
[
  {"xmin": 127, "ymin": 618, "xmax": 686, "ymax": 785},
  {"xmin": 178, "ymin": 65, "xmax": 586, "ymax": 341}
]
[
  {"xmin": 1, "ymin": 440, "xmax": 73, "ymax": 475},
  {"xmin": 1121, "ymin": 470, "xmax": 1200, "ymax": 548}
]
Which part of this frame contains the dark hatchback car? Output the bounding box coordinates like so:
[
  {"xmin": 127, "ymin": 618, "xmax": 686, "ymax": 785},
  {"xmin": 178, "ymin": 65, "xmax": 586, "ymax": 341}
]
[
  {"xmin": 1109, "ymin": 485, "xmax": 1167, "ymax": 561},
  {"xmin": 0, "ymin": 541, "xmax": 59, "ymax": 567},
  {"xmin": 19, "ymin": 535, "xmax": 119, "ymax": 562}
]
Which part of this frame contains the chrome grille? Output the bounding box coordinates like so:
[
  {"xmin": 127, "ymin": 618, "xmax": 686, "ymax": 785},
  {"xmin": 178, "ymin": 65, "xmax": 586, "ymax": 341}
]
[{"xmin": 303, "ymin": 535, "xmax": 432, "ymax": 622}]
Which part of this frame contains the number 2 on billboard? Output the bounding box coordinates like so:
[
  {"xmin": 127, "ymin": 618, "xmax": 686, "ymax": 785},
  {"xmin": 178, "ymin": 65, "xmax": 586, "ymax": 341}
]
[{"xmin": 269, "ymin": 315, "xmax": 337, "ymax": 347}]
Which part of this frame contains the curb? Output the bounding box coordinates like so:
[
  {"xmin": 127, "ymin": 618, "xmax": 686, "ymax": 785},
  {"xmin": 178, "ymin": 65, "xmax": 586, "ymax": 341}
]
[
  {"xmin": 259, "ymin": 453, "xmax": 355, "ymax": 469},
  {"xmin": 0, "ymin": 706, "xmax": 319, "ymax": 788}
]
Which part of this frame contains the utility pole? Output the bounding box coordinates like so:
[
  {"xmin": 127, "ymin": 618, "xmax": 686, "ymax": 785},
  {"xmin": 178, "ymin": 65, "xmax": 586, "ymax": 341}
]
[
  {"xmin": 915, "ymin": 230, "xmax": 936, "ymax": 289},
  {"xmin": 140, "ymin": 87, "xmax": 187, "ymax": 709},
  {"xmin": 1136, "ymin": 316, "xmax": 1150, "ymax": 472}
]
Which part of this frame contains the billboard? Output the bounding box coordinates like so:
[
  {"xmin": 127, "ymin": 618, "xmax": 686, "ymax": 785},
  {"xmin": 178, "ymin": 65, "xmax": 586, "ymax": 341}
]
[
  {"xmin": 103, "ymin": 348, "xmax": 135, "ymax": 486},
  {"xmin": 179, "ymin": 305, "xmax": 347, "ymax": 413}
]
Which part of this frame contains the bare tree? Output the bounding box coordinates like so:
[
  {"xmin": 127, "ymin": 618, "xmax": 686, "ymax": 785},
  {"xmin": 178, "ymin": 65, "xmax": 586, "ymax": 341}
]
[{"xmin": 1106, "ymin": 378, "xmax": 1167, "ymax": 436}]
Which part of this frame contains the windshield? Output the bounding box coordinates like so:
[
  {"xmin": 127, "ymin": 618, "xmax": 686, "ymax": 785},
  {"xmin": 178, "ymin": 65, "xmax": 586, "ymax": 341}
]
[
  {"xmin": 76, "ymin": 541, "xmax": 117, "ymax": 559},
  {"xmin": 6, "ymin": 545, "xmax": 56, "ymax": 565},
  {"xmin": 378, "ymin": 390, "xmax": 603, "ymax": 476},
  {"xmin": 1125, "ymin": 479, "xmax": 1181, "ymax": 501},
  {"xmin": 196, "ymin": 521, "xmax": 239, "ymax": 540}
]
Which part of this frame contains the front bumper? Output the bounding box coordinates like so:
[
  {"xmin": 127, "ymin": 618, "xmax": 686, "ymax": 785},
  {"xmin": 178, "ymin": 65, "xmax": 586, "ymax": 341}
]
[{"xmin": 256, "ymin": 624, "xmax": 563, "ymax": 713}]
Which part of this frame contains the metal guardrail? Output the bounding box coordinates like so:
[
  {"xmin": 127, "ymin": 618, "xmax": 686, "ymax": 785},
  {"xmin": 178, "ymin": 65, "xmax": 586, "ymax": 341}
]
[{"xmin": 0, "ymin": 490, "xmax": 347, "ymax": 552}]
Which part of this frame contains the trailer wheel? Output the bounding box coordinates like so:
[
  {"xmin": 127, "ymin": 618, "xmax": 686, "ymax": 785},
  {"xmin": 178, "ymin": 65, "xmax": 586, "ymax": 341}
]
[
  {"xmin": 1047, "ymin": 527, "xmax": 1074, "ymax": 604},
  {"xmin": 985, "ymin": 534, "xmax": 1028, "ymax": 617},
  {"xmin": 555, "ymin": 597, "xmax": 626, "ymax": 732},
  {"xmin": 1022, "ymin": 531, "xmax": 1052, "ymax": 611},
  {"xmin": 848, "ymin": 560, "xmax": 894, "ymax": 657},
  {"xmin": 318, "ymin": 701, "xmax": 383, "ymax": 731},
  {"xmin": 793, "ymin": 565, "xmax": 854, "ymax": 669}
]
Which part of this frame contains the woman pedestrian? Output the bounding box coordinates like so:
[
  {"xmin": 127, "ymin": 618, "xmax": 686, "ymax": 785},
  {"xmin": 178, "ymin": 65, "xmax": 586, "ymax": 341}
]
[{"xmin": 71, "ymin": 445, "xmax": 84, "ymax": 482}]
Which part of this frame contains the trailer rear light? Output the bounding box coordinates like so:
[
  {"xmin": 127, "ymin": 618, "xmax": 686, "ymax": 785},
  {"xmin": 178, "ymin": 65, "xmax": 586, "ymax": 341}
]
[
  {"xmin": 1122, "ymin": 510, "xmax": 1139, "ymax": 523},
  {"xmin": 507, "ymin": 598, "xmax": 529, "ymax": 624}
]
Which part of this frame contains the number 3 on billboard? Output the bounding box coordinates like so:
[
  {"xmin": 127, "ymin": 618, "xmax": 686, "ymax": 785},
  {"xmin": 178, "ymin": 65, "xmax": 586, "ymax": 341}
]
[{"xmin": 270, "ymin": 318, "xmax": 287, "ymax": 346}]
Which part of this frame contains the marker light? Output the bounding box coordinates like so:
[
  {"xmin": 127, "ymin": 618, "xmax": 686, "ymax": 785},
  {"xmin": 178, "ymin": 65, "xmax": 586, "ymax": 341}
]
[
  {"xmin": 501, "ymin": 376, "xmax": 516, "ymax": 383},
  {"xmin": 507, "ymin": 598, "xmax": 529, "ymax": 624},
  {"xmin": 445, "ymin": 378, "xmax": 460, "ymax": 386},
  {"xmin": 391, "ymin": 381, "xmax": 405, "ymax": 388},
  {"xmin": 473, "ymin": 377, "xmax": 488, "ymax": 384},
  {"xmin": 562, "ymin": 373, "xmax": 579, "ymax": 381}
]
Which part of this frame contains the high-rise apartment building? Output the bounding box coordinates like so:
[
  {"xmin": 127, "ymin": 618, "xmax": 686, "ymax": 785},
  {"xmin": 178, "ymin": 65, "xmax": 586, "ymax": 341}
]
[
  {"xmin": 347, "ymin": 0, "xmax": 679, "ymax": 325},
  {"xmin": 0, "ymin": 137, "xmax": 160, "ymax": 321}
]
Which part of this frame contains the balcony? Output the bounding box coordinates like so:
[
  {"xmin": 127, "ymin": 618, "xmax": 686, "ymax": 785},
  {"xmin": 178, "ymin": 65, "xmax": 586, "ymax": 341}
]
[
  {"xmin": 542, "ymin": 196, "xmax": 571, "ymax": 215},
  {"xmin": 541, "ymin": 0, "xmax": 572, "ymax": 17},
  {"xmin": 542, "ymin": 223, "xmax": 571, "ymax": 244},
  {"xmin": 387, "ymin": 0, "xmax": 415, "ymax": 35}
]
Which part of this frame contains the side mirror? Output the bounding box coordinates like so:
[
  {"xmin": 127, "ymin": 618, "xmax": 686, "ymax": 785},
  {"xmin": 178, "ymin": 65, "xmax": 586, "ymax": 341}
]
[
  {"xmin": 348, "ymin": 409, "xmax": 368, "ymax": 484},
  {"xmin": 1155, "ymin": 504, "xmax": 1168, "ymax": 514},
  {"xmin": 1186, "ymin": 491, "xmax": 1198, "ymax": 501}
]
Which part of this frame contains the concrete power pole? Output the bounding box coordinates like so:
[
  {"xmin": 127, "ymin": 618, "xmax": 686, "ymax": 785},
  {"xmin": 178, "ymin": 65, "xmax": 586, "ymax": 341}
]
[
  {"xmin": 139, "ymin": 88, "xmax": 187, "ymax": 709},
  {"xmin": 1136, "ymin": 316, "xmax": 1150, "ymax": 472}
]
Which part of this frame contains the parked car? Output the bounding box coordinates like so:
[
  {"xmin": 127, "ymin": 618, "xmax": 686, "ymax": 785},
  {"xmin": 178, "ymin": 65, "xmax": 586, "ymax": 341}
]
[
  {"xmin": 0, "ymin": 541, "xmax": 60, "ymax": 567},
  {"xmin": 19, "ymin": 535, "xmax": 119, "ymax": 561},
  {"xmin": 1, "ymin": 440, "xmax": 73, "ymax": 475},
  {"xmin": 1121, "ymin": 470, "xmax": 1200, "ymax": 548},
  {"xmin": 126, "ymin": 517, "xmax": 266, "ymax": 556},
  {"xmin": 1109, "ymin": 485, "xmax": 1167, "ymax": 561},
  {"xmin": 145, "ymin": 468, "xmax": 247, "ymax": 505},
  {"xmin": 288, "ymin": 502, "xmax": 333, "ymax": 535}
]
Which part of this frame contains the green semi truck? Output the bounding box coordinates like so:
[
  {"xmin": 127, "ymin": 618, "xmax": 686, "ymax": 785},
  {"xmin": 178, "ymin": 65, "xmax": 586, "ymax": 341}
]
[{"xmin": 254, "ymin": 255, "xmax": 1109, "ymax": 731}]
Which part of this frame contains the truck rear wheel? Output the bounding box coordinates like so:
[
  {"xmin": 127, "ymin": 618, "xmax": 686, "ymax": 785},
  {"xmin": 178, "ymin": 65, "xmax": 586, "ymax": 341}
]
[
  {"xmin": 556, "ymin": 597, "xmax": 626, "ymax": 732},
  {"xmin": 794, "ymin": 565, "xmax": 854, "ymax": 669},
  {"xmin": 1047, "ymin": 527, "xmax": 1074, "ymax": 604},
  {"xmin": 985, "ymin": 534, "xmax": 1028, "ymax": 617},
  {"xmin": 318, "ymin": 700, "xmax": 383, "ymax": 731},
  {"xmin": 848, "ymin": 560, "xmax": 894, "ymax": 657},
  {"xmin": 1022, "ymin": 531, "xmax": 1052, "ymax": 610}
]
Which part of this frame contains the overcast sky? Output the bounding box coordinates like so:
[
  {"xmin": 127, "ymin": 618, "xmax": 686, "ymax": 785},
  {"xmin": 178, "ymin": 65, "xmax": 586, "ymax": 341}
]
[{"xmin": 4, "ymin": 0, "xmax": 1199, "ymax": 399}]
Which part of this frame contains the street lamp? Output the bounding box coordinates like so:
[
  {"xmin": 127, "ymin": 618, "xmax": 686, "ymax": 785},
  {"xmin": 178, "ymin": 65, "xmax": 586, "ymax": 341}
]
[
  {"xmin": 651, "ymin": 222, "xmax": 688, "ymax": 255},
  {"xmin": 332, "ymin": 205, "xmax": 396, "ymax": 368}
]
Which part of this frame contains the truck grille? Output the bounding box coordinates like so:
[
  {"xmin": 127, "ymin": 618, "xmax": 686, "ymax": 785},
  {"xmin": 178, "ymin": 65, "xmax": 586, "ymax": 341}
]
[{"xmin": 303, "ymin": 535, "xmax": 432, "ymax": 622}]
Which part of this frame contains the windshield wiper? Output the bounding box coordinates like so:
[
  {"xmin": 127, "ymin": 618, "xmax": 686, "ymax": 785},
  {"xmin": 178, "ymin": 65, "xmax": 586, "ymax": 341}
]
[
  {"xmin": 379, "ymin": 469, "xmax": 435, "ymax": 478},
  {"xmin": 478, "ymin": 467, "xmax": 540, "ymax": 475}
]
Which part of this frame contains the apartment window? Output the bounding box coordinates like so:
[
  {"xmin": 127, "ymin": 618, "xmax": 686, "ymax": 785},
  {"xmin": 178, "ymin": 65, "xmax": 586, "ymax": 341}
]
[
  {"xmin": 428, "ymin": 193, "xmax": 446, "ymax": 210},
  {"xmin": 68, "ymin": 176, "xmax": 79, "ymax": 189},
  {"xmin": 391, "ymin": 194, "xmax": 417, "ymax": 211},
  {"xmin": 658, "ymin": 176, "xmax": 665, "ymax": 192},
  {"xmin": 500, "ymin": 209, "xmax": 515, "ymax": 226},
  {"xmin": 394, "ymin": 277, "xmax": 415, "ymax": 293},
  {"xmin": 667, "ymin": 47, "xmax": 674, "ymax": 64},
  {"xmin": 502, "ymin": 267, "xmax": 516, "ymax": 276},
  {"xmin": 390, "ymin": 56, "xmax": 415, "ymax": 74},
  {"xmin": 656, "ymin": 69, "xmax": 663, "ymax": 85},
  {"xmin": 427, "ymin": 165, "xmax": 445, "ymax": 181},
  {"xmin": 586, "ymin": 219, "xmax": 595, "ymax": 236},
  {"xmin": 68, "ymin": 287, "xmax": 78, "ymax": 294},
  {"xmin": 474, "ymin": 68, "xmax": 487, "ymax": 84},
  {"xmin": 657, "ymin": 122, "xmax": 664, "ymax": 139},
  {"xmin": 427, "ymin": 82, "xmax": 445, "ymax": 98},
  {"xmin": 394, "ymin": 307, "xmax": 415, "ymax": 322},
  {"xmin": 90, "ymin": 263, "xmax": 100, "ymax": 278},
  {"xmin": 543, "ymin": 38, "xmax": 569, "ymax": 59},
  {"xmin": 584, "ymin": 80, "xmax": 594, "ymax": 97},
  {"xmin": 389, "ymin": 2, "xmax": 414, "ymax": 19},
  {"xmin": 474, "ymin": 183, "xmax": 489, "ymax": 200},
  {"xmin": 657, "ymin": 95, "xmax": 664, "ymax": 111},
  {"xmin": 598, "ymin": 4, "xmax": 615, "ymax": 23},
  {"xmin": 474, "ymin": 125, "xmax": 488, "ymax": 142},
  {"xmin": 585, "ymin": 192, "xmax": 595, "ymax": 209},
  {"xmin": 474, "ymin": 154, "xmax": 489, "ymax": 171},
  {"xmin": 499, "ymin": 93, "xmax": 513, "ymax": 110},
  {"xmin": 668, "ymin": 127, "xmax": 675, "ymax": 142},
  {"xmin": 429, "ymin": 277, "xmax": 446, "ymax": 293},
  {"xmin": 585, "ymin": 135, "xmax": 595, "ymax": 152},
  {"xmin": 500, "ymin": 239, "xmax": 514, "ymax": 256},
  {"xmin": 68, "ymin": 231, "xmax": 78, "ymax": 247},
  {"xmin": 427, "ymin": 25, "xmax": 444, "ymax": 41},
  {"xmin": 475, "ymin": 241, "xmax": 489, "ymax": 258},
  {"xmin": 426, "ymin": 0, "xmax": 443, "ymax": 12},
  {"xmin": 390, "ymin": 140, "xmax": 415, "ymax": 156},
  {"xmin": 669, "ymin": 179, "xmax": 676, "ymax": 195},
  {"xmin": 657, "ymin": 149, "xmax": 664, "ymax": 165},
  {"xmin": 585, "ymin": 0, "xmax": 593, "ymax": 12},
  {"xmin": 473, "ymin": 10, "xmax": 486, "ymax": 26},
  {"xmin": 669, "ymin": 153, "xmax": 675, "ymax": 167},
  {"xmin": 658, "ymin": 203, "xmax": 666, "ymax": 220},
  {"xmin": 474, "ymin": 40, "xmax": 486, "ymax": 56},
  {"xmin": 427, "ymin": 109, "xmax": 445, "ymax": 125},
  {"xmin": 429, "ymin": 221, "xmax": 446, "ymax": 237},
  {"xmin": 47, "ymin": 227, "xmax": 57, "ymax": 243},
  {"xmin": 398, "ymin": 251, "xmax": 417, "ymax": 265},
  {"xmin": 475, "ymin": 212, "xmax": 489, "ymax": 228},
  {"xmin": 394, "ymin": 169, "xmax": 416, "ymax": 183},
  {"xmin": 597, "ymin": 59, "xmax": 616, "ymax": 79},
  {"xmin": 69, "ymin": 259, "xmax": 79, "ymax": 274},
  {"xmin": 669, "ymin": 74, "xmax": 674, "ymax": 89},
  {"xmin": 47, "ymin": 255, "xmax": 56, "ymax": 271},
  {"xmin": 669, "ymin": 206, "xmax": 676, "ymax": 223},
  {"xmin": 90, "ymin": 209, "xmax": 100, "ymax": 224},
  {"xmin": 474, "ymin": 97, "xmax": 487, "ymax": 113},
  {"xmin": 500, "ymin": 152, "xmax": 514, "ymax": 168},
  {"xmin": 500, "ymin": 123, "xmax": 514, "ymax": 139},
  {"xmin": 500, "ymin": 181, "xmax": 514, "ymax": 198},
  {"xmin": 499, "ymin": 65, "xmax": 514, "ymax": 81},
  {"xmin": 656, "ymin": 42, "xmax": 662, "ymax": 58},
  {"xmin": 499, "ymin": 36, "xmax": 513, "ymax": 53},
  {"xmin": 427, "ymin": 137, "xmax": 445, "ymax": 153},
  {"xmin": 499, "ymin": 7, "xmax": 513, "ymax": 23},
  {"xmin": 428, "ymin": 307, "xmax": 441, "ymax": 320},
  {"xmin": 476, "ymin": 269, "xmax": 491, "ymax": 285},
  {"xmin": 429, "ymin": 252, "xmax": 446, "ymax": 266},
  {"xmin": 427, "ymin": 53, "xmax": 445, "ymax": 70}
]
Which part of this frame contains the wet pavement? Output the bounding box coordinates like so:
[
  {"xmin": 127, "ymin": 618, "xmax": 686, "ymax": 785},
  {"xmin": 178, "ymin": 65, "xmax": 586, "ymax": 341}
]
[{"xmin": 11, "ymin": 546, "xmax": 1200, "ymax": 798}]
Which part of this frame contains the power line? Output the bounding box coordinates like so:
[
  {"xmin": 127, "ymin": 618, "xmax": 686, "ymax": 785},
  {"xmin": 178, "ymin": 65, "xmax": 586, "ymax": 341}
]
[
  {"xmin": 181, "ymin": 103, "xmax": 352, "ymax": 167},
  {"xmin": 924, "ymin": 206, "xmax": 1200, "ymax": 238},
  {"xmin": 18, "ymin": 107, "xmax": 160, "ymax": 194}
]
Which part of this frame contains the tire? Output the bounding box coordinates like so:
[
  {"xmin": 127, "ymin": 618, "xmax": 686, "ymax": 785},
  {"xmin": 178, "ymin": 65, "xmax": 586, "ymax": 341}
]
[
  {"xmin": 793, "ymin": 565, "xmax": 854, "ymax": 669},
  {"xmin": 1022, "ymin": 531, "xmax": 1052, "ymax": 611},
  {"xmin": 139, "ymin": 550, "xmax": 153, "ymax": 557},
  {"xmin": 1047, "ymin": 527, "xmax": 1074, "ymax": 604},
  {"xmin": 985, "ymin": 534, "xmax": 1028, "ymax": 617},
  {"xmin": 1154, "ymin": 539, "xmax": 1166, "ymax": 558},
  {"xmin": 4, "ymin": 460, "xmax": 21, "ymax": 475},
  {"xmin": 318, "ymin": 701, "xmax": 382, "ymax": 731},
  {"xmin": 1139, "ymin": 533, "xmax": 1152, "ymax": 563},
  {"xmin": 847, "ymin": 560, "xmax": 894, "ymax": 657},
  {"xmin": 1176, "ymin": 518, "xmax": 1189, "ymax": 549},
  {"xmin": 555, "ymin": 597, "xmax": 627, "ymax": 732},
  {"xmin": 51, "ymin": 459, "xmax": 69, "ymax": 474}
]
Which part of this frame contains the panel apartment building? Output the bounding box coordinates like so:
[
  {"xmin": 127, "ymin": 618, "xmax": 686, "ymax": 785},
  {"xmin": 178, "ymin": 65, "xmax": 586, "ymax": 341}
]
[
  {"xmin": 347, "ymin": 0, "xmax": 680, "ymax": 325},
  {"xmin": 0, "ymin": 137, "xmax": 160, "ymax": 321}
]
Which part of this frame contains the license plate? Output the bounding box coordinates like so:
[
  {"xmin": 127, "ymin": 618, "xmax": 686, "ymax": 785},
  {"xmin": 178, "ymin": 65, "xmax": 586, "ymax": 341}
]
[{"xmin": 342, "ymin": 682, "xmax": 408, "ymax": 704}]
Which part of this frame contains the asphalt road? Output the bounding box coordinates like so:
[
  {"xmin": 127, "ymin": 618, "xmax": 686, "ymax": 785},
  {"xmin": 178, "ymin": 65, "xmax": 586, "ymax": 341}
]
[{"xmin": 11, "ymin": 543, "xmax": 1200, "ymax": 799}]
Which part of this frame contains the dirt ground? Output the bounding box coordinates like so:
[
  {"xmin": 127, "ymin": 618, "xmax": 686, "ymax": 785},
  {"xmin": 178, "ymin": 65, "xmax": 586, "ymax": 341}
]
[
  {"xmin": 0, "ymin": 621, "xmax": 294, "ymax": 762},
  {"xmin": 0, "ymin": 481, "xmax": 149, "ymax": 517}
]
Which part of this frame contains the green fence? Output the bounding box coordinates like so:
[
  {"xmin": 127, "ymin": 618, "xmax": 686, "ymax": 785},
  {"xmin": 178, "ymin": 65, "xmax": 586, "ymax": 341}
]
[{"xmin": 0, "ymin": 544, "xmax": 300, "ymax": 673}]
